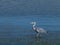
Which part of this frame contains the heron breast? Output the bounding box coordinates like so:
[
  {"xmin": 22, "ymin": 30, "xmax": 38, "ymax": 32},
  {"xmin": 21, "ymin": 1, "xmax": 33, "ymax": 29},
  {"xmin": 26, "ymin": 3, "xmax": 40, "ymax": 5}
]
[{"xmin": 35, "ymin": 30, "xmax": 38, "ymax": 33}]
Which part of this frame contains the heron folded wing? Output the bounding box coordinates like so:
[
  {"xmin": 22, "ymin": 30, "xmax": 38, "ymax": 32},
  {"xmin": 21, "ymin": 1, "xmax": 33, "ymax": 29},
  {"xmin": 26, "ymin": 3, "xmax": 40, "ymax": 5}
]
[{"xmin": 36, "ymin": 27, "xmax": 46, "ymax": 33}]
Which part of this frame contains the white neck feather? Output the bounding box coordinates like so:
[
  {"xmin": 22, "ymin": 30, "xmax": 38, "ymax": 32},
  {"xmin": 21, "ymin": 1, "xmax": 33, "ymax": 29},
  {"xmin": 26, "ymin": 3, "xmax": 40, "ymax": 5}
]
[{"xmin": 32, "ymin": 23, "xmax": 36, "ymax": 30}]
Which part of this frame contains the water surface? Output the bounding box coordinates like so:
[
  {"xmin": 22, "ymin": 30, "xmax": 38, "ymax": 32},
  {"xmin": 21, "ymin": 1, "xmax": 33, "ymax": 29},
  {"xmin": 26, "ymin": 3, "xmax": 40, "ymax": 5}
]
[{"xmin": 0, "ymin": 15, "xmax": 60, "ymax": 45}]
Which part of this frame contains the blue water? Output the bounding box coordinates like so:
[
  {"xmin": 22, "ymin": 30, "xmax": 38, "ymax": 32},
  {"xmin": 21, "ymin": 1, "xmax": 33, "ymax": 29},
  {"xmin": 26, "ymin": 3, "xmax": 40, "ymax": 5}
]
[{"xmin": 0, "ymin": 15, "xmax": 60, "ymax": 45}]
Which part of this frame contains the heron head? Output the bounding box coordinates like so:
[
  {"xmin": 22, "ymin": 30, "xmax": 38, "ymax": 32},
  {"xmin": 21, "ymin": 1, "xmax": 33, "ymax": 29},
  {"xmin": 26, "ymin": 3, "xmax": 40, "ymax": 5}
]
[{"xmin": 30, "ymin": 21, "xmax": 36, "ymax": 25}]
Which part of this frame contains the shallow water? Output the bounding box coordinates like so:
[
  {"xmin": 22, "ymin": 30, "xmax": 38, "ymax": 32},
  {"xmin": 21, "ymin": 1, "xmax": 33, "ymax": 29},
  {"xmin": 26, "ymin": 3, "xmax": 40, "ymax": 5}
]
[
  {"xmin": 0, "ymin": 31, "xmax": 60, "ymax": 45},
  {"xmin": 0, "ymin": 15, "xmax": 60, "ymax": 45}
]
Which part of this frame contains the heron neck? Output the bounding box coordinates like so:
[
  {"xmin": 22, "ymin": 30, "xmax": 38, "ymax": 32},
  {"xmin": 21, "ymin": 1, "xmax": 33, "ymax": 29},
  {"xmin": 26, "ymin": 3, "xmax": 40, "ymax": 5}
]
[{"xmin": 33, "ymin": 24, "xmax": 36, "ymax": 30}]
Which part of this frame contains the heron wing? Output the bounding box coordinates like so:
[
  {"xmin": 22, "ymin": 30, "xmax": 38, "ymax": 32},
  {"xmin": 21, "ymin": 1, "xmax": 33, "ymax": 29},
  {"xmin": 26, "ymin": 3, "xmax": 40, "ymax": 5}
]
[{"xmin": 36, "ymin": 27, "xmax": 46, "ymax": 33}]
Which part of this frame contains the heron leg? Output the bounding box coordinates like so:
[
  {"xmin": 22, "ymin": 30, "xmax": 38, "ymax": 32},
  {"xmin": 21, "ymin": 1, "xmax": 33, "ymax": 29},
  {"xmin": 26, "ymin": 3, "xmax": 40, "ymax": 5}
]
[
  {"xmin": 36, "ymin": 33, "xmax": 40, "ymax": 38},
  {"xmin": 40, "ymin": 34, "xmax": 42, "ymax": 38},
  {"xmin": 36, "ymin": 33, "xmax": 42, "ymax": 38}
]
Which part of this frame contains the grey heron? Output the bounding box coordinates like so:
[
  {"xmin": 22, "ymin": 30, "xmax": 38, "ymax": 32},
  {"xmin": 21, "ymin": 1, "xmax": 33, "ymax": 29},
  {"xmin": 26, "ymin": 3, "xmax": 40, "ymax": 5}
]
[{"xmin": 30, "ymin": 21, "xmax": 48, "ymax": 37}]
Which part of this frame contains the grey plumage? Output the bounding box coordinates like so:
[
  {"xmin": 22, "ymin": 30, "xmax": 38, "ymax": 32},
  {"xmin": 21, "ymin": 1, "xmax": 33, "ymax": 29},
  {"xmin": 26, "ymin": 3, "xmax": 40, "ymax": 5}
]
[{"xmin": 31, "ymin": 21, "xmax": 48, "ymax": 37}]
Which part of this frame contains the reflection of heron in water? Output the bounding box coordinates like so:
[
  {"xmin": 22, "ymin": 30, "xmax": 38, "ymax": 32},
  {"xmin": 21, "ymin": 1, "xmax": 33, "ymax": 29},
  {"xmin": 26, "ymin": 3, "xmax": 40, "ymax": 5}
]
[{"xmin": 30, "ymin": 21, "xmax": 48, "ymax": 37}]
